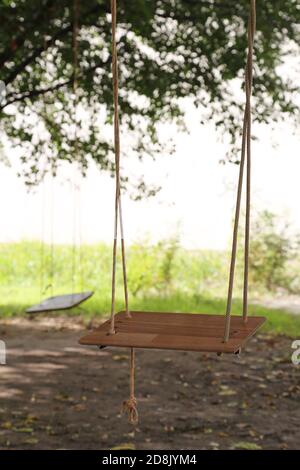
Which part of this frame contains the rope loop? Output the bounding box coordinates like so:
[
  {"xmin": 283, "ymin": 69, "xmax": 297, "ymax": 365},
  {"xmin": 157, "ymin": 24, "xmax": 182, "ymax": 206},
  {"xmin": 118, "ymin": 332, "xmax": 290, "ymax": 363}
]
[
  {"xmin": 122, "ymin": 348, "xmax": 138, "ymax": 425},
  {"xmin": 122, "ymin": 396, "xmax": 138, "ymax": 425}
]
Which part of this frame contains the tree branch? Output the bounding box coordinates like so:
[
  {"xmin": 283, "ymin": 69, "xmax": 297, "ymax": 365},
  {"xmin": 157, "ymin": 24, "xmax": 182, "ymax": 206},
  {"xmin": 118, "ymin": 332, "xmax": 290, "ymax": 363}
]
[
  {"xmin": 1, "ymin": 59, "xmax": 108, "ymax": 110},
  {"xmin": 1, "ymin": 79, "xmax": 71, "ymax": 110}
]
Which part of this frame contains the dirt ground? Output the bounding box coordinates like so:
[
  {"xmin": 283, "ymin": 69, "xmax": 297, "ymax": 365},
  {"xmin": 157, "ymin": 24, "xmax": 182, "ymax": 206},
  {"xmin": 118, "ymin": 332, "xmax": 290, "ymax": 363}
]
[{"xmin": 0, "ymin": 316, "xmax": 299, "ymax": 450}]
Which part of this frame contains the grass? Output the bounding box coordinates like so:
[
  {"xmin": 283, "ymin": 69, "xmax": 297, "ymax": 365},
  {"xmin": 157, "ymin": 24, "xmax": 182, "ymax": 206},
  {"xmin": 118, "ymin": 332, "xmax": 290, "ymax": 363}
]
[{"xmin": 1, "ymin": 241, "xmax": 300, "ymax": 337}]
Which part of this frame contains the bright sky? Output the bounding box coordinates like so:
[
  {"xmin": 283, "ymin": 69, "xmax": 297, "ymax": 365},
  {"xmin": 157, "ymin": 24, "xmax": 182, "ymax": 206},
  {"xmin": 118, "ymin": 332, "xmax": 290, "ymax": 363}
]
[{"xmin": 1, "ymin": 99, "xmax": 299, "ymax": 250}]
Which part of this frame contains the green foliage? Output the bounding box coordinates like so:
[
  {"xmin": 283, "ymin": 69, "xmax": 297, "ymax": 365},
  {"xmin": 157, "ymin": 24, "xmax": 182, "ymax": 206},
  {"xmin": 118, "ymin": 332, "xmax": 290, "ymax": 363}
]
[
  {"xmin": 128, "ymin": 237, "xmax": 179, "ymax": 296},
  {"xmin": 174, "ymin": 248, "xmax": 228, "ymax": 296},
  {"xmin": 248, "ymin": 211, "xmax": 300, "ymax": 293},
  {"xmin": 0, "ymin": 0, "xmax": 299, "ymax": 188},
  {"xmin": 1, "ymin": 239, "xmax": 300, "ymax": 337}
]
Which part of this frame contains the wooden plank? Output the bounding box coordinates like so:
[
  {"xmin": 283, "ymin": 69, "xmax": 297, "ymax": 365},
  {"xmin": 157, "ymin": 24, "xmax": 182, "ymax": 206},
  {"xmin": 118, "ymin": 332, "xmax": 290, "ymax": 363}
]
[
  {"xmin": 79, "ymin": 311, "xmax": 266, "ymax": 354},
  {"xmin": 80, "ymin": 331, "xmax": 241, "ymax": 353},
  {"xmin": 92, "ymin": 312, "xmax": 263, "ymax": 333},
  {"xmin": 115, "ymin": 311, "xmax": 263, "ymax": 328},
  {"xmin": 151, "ymin": 334, "xmax": 241, "ymax": 353},
  {"xmin": 26, "ymin": 291, "xmax": 94, "ymax": 314},
  {"xmin": 114, "ymin": 323, "xmax": 242, "ymax": 338},
  {"xmin": 113, "ymin": 321, "xmax": 259, "ymax": 338}
]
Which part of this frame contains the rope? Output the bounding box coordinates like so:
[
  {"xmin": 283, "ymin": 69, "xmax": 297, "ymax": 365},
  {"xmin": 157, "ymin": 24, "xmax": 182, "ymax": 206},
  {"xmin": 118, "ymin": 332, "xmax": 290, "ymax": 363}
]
[
  {"xmin": 40, "ymin": 178, "xmax": 46, "ymax": 301},
  {"xmin": 71, "ymin": 165, "xmax": 77, "ymax": 296},
  {"xmin": 71, "ymin": 0, "xmax": 80, "ymax": 296},
  {"xmin": 243, "ymin": 3, "xmax": 256, "ymax": 322},
  {"xmin": 109, "ymin": 0, "xmax": 130, "ymax": 336},
  {"xmin": 224, "ymin": 0, "xmax": 256, "ymax": 342},
  {"xmin": 39, "ymin": 0, "xmax": 47, "ymax": 302},
  {"xmin": 78, "ymin": 175, "xmax": 84, "ymax": 292},
  {"xmin": 109, "ymin": 0, "xmax": 136, "ymax": 423},
  {"xmin": 50, "ymin": 170, "xmax": 54, "ymax": 297},
  {"xmin": 119, "ymin": 197, "xmax": 130, "ymax": 316},
  {"xmin": 122, "ymin": 348, "xmax": 138, "ymax": 425}
]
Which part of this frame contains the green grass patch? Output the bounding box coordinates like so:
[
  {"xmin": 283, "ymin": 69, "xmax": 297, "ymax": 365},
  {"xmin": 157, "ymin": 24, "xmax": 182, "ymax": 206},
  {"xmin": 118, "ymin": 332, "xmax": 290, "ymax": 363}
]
[{"xmin": 0, "ymin": 241, "xmax": 299, "ymax": 337}]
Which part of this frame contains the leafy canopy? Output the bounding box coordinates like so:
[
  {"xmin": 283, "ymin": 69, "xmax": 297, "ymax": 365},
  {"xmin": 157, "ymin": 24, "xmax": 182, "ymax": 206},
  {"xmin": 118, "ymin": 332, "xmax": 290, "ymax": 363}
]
[{"xmin": 0, "ymin": 0, "xmax": 299, "ymax": 190}]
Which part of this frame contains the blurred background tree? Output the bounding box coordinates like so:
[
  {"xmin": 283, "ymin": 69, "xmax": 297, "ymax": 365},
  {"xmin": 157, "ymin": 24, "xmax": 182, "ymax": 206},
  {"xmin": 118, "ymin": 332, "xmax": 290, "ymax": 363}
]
[
  {"xmin": 0, "ymin": 0, "xmax": 299, "ymax": 192},
  {"xmin": 248, "ymin": 210, "xmax": 300, "ymax": 294}
]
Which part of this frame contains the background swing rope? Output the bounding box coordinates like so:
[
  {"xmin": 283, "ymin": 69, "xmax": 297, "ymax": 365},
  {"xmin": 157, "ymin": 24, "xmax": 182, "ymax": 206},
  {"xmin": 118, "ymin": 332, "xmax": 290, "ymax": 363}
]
[
  {"xmin": 39, "ymin": 177, "xmax": 45, "ymax": 302},
  {"xmin": 72, "ymin": 0, "xmax": 87, "ymax": 297},
  {"xmin": 50, "ymin": 170, "xmax": 54, "ymax": 297},
  {"xmin": 71, "ymin": 0, "xmax": 80, "ymax": 297},
  {"xmin": 78, "ymin": 177, "xmax": 84, "ymax": 293},
  {"xmin": 224, "ymin": 0, "xmax": 256, "ymax": 342}
]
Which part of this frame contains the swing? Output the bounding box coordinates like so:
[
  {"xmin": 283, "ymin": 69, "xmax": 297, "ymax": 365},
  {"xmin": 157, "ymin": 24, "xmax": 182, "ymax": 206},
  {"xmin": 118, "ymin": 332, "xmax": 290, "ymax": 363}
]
[
  {"xmin": 79, "ymin": 0, "xmax": 265, "ymax": 423},
  {"xmin": 26, "ymin": 0, "xmax": 93, "ymax": 314},
  {"xmin": 26, "ymin": 292, "xmax": 94, "ymax": 314}
]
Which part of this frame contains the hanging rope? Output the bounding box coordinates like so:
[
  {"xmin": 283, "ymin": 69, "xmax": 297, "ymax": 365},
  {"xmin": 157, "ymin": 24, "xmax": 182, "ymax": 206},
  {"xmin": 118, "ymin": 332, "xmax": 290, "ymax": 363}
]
[
  {"xmin": 122, "ymin": 348, "xmax": 138, "ymax": 425},
  {"xmin": 119, "ymin": 197, "xmax": 129, "ymax": 316},
  {"xmin": 224, "ymin": 0, "xmax": 256, "ymax": 342},
  {"xmin": 109, "ymin": 0, "xmax": 130, "ymax": 336},
  {"xmin": 39, "ymin": 4, "xmax": 48, "ymax": 301},
  {"xmin": 109, "ymin": 0, "xmax": 137, "ymax": 424},
  {"xmin": 71, "ymin": 0, "xmax": 80, "ymax": 296},
  {"xmin": 78, "ymin": 176, "xmax": 84, "ymax": 292},
  {"xmin": 243, "ymin": 2, "xmax": 256, "ymax": 323},
  {"xmin": 50, "ymin": 170, "xmax": 54, "ymax": 297},
  {"xmin": 40, "ymin": 178, "xmax": 46, "ymax": 301}
]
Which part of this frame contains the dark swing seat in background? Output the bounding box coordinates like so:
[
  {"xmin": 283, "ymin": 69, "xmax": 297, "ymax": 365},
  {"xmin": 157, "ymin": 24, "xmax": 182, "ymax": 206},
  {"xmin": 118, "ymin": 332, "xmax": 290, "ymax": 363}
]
[
  {"xmin": 26, "ymin": 291, "xmax": 94, "ymax": 314},
  {"xmin": 25, "ymin": 0, "xmax": 93, "ymax": 316}
]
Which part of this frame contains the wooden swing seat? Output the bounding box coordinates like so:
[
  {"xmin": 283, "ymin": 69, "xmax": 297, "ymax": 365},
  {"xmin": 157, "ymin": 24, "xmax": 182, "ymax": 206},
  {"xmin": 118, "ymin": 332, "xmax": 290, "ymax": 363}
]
[
  {"xmin": 26, "ymin": 291, "xmax": 94, "ymax": 314},
  {"xmin": 79, "ymin": 310, "xmax": 265, "ymax": 354}
]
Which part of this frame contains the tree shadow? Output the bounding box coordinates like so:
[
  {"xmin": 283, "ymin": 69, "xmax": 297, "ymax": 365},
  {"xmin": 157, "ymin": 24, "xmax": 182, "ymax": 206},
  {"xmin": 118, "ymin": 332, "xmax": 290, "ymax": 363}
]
[{"xmin": 0, "ymin": 318, "xmax": 299, "ymax": 450}]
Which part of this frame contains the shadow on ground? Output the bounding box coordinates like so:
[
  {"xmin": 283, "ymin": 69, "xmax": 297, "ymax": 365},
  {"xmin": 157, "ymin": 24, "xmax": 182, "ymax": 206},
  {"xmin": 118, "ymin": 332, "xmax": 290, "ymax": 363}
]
[{"xmin": 0, "ymin": 316, "xmax": 299, "ymax": 450}]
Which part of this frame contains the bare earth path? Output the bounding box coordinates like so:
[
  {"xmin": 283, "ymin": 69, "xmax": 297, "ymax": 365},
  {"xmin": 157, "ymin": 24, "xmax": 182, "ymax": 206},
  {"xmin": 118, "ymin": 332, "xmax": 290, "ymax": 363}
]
[{"xmin": 0, "ymin": 316, "xmax": 299, "ymax": 450}]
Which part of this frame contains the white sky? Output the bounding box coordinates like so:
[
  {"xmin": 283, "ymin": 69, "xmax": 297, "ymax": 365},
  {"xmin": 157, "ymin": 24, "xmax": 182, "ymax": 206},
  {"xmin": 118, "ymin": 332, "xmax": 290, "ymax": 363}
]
[{"xmin": 1, "ymin": 100, "xmax": 299, "ymax": 250}]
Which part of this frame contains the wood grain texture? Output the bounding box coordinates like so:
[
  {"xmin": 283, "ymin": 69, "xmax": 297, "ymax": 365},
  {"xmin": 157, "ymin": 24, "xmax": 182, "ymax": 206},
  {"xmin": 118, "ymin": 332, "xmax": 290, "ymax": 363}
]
[{"xmin": 79, "ymin": 311, "xmax": 266, "ymax": 354}]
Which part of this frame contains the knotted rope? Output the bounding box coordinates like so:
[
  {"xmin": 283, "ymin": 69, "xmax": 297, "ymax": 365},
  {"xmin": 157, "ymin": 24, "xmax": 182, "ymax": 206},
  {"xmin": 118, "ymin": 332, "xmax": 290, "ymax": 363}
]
[
  {"xmin": 224, "ymin": 0, "xmax": 256, "ymax": 342},
  {"xmin": 110, "ymin": 0, "xmax": 137, "ymax": 423},
  {"xmin": 122, "ymin": 348, "xmax": 138, "ymax": 425}
]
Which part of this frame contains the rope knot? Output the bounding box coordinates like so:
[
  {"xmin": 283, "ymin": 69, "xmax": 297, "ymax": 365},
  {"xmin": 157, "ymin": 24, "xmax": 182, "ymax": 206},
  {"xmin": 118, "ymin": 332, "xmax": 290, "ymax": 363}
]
[{"xmin": 122, "ymin": 396, "xmax": 138, "ymax": 425}]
